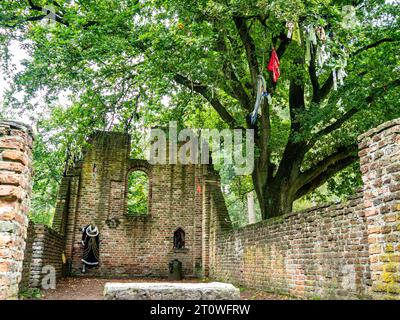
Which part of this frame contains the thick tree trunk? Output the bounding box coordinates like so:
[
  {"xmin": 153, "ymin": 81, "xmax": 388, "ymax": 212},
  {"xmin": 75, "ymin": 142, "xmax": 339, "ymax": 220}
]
[
  {"xmin": 252, "ymin": 143, "xmax": 303, "ymax": 219},
  {"xmin": 265, "ymin": 180, "xmax": 296, "ymax": 218},
  {"xmin": 254, "ymin": 175, "xmax": 296, "ymax": 219},
  {"xmin": 252, "ymin": 78, "xmax": 307, "ymax": 219}
]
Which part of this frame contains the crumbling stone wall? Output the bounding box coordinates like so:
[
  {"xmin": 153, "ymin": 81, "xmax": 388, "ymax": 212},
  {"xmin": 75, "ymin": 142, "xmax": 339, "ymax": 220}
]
[
  {"xmin": 54, "ymin": 132, "xmax": 231, "ymax": 278},
  {"xmin": 0, "ymin": 121, "xmax": 33, "ymax": 300}
]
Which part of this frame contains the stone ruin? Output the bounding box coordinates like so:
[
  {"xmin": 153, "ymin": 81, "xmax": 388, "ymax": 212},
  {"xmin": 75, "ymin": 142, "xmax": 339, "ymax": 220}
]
[{"xmin": 1, "ymin": 119, "xmax": 400, "ymax": 299}]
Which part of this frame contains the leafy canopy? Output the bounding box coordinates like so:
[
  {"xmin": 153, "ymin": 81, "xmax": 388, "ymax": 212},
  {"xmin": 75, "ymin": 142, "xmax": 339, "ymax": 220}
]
[{"xmin": 0, "ymin": 0, "xmax": 399, "ymax": 219}]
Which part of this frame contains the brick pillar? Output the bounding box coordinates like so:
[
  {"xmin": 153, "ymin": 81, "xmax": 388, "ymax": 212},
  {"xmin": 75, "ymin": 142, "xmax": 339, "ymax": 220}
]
[
  {"xmin": 0, "ymin": 121, "xmax": 33, "ymax": 300},
  {"xmin": 201, "ymin": 166, "xmax": 211, "ymax": 278},
  {"xmin": 359, "ymin": 119, "xmax": 400, "ymax": 299}
]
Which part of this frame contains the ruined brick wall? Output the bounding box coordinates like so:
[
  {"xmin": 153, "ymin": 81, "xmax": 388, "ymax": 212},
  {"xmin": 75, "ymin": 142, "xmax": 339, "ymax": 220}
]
[
  {"xmin": 359, "ymin": 119, "xmax": 400, "ymax": 299},
  {"xmin": 54, "ymin": 132, "xmax": 231, "ymax": 278},
  {"xmin": 211, "ymin": 192, "xmax": 371, "ymax": 299},
  {"xmin": 19, "ymin": 220, "xmax": 34, "ymax": 291},
  {"xmin": 24, "ymin": 224, "xmax": 64, "ymax": 288},
  {"xmin": 0, "ymin": 121, "xmax": 33, "ymax": 299},
  {"xmin": 210, "ymin": 119, "xmax": 400, "ymax": 300}
]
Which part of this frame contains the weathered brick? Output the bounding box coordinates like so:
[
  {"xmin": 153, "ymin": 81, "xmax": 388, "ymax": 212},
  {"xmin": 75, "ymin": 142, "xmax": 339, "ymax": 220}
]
[
  {"xmin": 1, "ymin": 150, "xmax": 29, "ymax": 166},
  {"xmin": 0, "ymin": 162, "xmax": 25, "ymax": 173},
  {"xmin": 0, "ymin": 173, "xmax": 22, "ymax": 186},
  {"xmin": 0, "ymin": 186, "xmax": 23, "ymax": 201},
  {"xmin": 0, "ymin": 121, "xmax": 33, "ymax": 300},
  {"xmin": 0, "ymin": 137, "xmax": 25, "ymax": 150}
]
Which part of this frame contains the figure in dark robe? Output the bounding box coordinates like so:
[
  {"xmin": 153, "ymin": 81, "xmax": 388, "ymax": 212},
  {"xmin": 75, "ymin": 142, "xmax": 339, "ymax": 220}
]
[{"xmin": 81, "ymin": 224, "xmax": 100, "ymax": 273}]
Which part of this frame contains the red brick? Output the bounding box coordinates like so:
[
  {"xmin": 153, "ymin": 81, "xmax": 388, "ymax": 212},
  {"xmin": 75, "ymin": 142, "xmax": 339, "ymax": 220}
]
[
  {"xmin": 0, "ymin": 186, "xmax": 23, "ymax": 200},
  {"xmin": 1, "ymin": 150, "xmax": 29, "ymax": 166},
  {"xmin": 0, "ymin": 162, "xmax": 25, "ymax": 173},
  {"xmin": 0, "ymin": 173, "xmax": 21, "ymax": 186}
]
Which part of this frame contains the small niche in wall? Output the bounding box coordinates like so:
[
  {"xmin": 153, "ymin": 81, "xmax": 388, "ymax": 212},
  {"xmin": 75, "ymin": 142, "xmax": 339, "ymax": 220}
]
[{"xmin": 173, "ymin": 228, "xmax": 187, "ymax": 252}]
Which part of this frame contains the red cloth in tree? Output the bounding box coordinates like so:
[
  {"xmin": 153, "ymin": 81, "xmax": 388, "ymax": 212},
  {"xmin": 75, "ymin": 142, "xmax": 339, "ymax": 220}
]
[{"xmin": 267, "ymin": 49, "xmax": 280, "ymax": 83}]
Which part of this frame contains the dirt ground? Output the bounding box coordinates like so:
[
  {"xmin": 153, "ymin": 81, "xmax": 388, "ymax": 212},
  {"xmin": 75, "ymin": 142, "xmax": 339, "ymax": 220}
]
[{"xmin": 39, "ymin": 277, "xmax": 291, "ymax": 300}]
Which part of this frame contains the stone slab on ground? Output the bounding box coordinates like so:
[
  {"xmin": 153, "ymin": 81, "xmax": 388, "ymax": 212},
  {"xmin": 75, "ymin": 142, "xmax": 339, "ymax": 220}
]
[{"xmin": 103, "ymin": 282, "xmax": 240, "ymax": 300}]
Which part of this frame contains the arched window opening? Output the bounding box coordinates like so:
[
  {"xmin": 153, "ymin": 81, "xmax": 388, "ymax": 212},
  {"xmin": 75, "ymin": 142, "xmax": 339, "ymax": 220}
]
[
  {"xmin": 127, "ymin": 170, "xmax": 149, "ymax": 216},
  {"xmin": 173, "ymin": 228, "xmax": 185, "ymax": 249}
]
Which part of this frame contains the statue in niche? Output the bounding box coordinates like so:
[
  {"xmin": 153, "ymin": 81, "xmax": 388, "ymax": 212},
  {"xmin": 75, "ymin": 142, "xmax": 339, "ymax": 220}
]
[
  {"xmin": 81, "ymin": 224, "xmax": 100, "ymax": 273},
  {"xmin": 173, "ymin": 228, "xmax": 185, "ymax": 249}
]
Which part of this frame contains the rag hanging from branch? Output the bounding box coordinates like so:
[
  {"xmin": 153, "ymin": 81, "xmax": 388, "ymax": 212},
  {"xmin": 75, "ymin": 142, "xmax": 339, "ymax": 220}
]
[
  {"xmin": 308, "ymin": 26, "xmax": 317, "ymax": 45},
  {"xmin": 305, "ymin": 39, "xmax": 311, "ymax": 65},
  {"xmin": 286, "ymin": 21, "xmax": 295, "ymax": 38},
  {"xmin": 332, "ymin": 69, "xmax": 338, "ymax": 91},
  {"xmin": 267, "ymin": 48, "xmax": 280, "ymax": 83},
  {"xmin": 337, "ymin": 68, "xmax": 347, "ymax": 86},
  {"xmin": 317, "ymin": 44, "xmax": 329, "ymax": 68},
  {"xmin": 305, "ymin": 26, "xmax": 317, "ymax": 65},
  {"xmin": 250, "ymin": 75, "xmax": 267, "ymax": 125},
  {"xmin": 316, "ymin": 26, "xmax": 326, "ymax": 41},
  {"xmin": 292, "ymin": 21, "xmax": 302, "ymax": 45}
]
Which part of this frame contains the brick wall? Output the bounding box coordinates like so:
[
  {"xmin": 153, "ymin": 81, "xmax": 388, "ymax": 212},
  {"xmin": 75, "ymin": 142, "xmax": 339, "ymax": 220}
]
[
  {"xmin": 19, "ymin": 220, "xmax": 34, "ymax": 291},
  {"xmin": 54, "ymin": 132, "xmax": 232, "ymax": 278},
  {"xmin": 210, "ymin": 192, "xmax": 371, "ymax": 299},
  {"xmin": 359, "ymin": 119, "xmax": 400, "ymax": 298},
  {"xmin": 210, "ymin": 119, "xmax": 400, "ymax": 300},
  {"xmin": 0, "ymin": 121, "xmax": 33, "ymax": 300},
  {"xmin": 26, "ymin": 224, "xmax": 64, "ymax": 288},
  {"xmin": 20, "ymin": 222, "xmax": 65, "ymax": 290},
  {"xmin": 42, "ymin": 119, "xmax": 400, "ymax": 299}
]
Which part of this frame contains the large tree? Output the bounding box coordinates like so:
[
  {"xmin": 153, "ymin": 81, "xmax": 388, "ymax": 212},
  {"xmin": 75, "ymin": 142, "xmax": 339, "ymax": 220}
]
[{"xmin": 1, "ymin": 0, "xmax": 399, "ymax": 218}]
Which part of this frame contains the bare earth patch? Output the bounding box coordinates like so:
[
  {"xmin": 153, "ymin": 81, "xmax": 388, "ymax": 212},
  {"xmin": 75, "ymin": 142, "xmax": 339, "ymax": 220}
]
[{"xmin": 39, "ymin": 277, "xmax": 289, "ymax": 300}]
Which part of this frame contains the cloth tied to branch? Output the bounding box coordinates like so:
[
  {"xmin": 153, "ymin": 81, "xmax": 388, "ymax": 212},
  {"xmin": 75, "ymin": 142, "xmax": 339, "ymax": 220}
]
[
  {"xmin": 286, "ymin": 21, "xmax": 295, "ymax": 38},
  {"xmin": 267, "ymin": 48, "xmax": 280, "ymax": 83},
  {"xmin": 316, "ymin": 26, "xmax": 326, "ymax": 41},
  {"xmin": 250, "ymin": 75, "xmax": 267, "ymax": 125},
  {"xmin": 305, "ymin": 26, "xmax": 317, "ymax": 65},
  {"xmin": 292, "ymin": 21, "xmax": 302, "ymax": 45},
  {"xmin": 317, "ymin": 44, "xmax": 329, "ymax": 68},
  {"xmin": 337, "ymin": 68, "xmax": 348, "ymax": 87}
]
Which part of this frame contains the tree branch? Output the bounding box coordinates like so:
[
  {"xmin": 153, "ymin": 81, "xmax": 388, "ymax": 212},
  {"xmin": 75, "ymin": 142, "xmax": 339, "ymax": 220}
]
[
  {"xmin": 27, "ymin": 0, "xmax": 42, "ymax": 11},
  {"xmin": 295, "ymin": 144, "xmax": 358, "ymax": 199},
  {"xmin": 275, "ymin": 33, "xmax": 291, "ymax": 60},
  {"xmin": 295, "ymin": 153, "xmax": 358, "ymax": 200},
  {"xmin": 224, "ymin": 63, "xmax": 252, "ymax": 111},
  {"xmin": 351, "ymin": 38, "xmax": 398, "ymax": 58},
  {"xmin": 308, "ymin": 77, "xmax": 400, "ymax": 151},
  {"xmin": 313, "ymin": 73, "xmax": 333, "ymax": 103},
  {"xmin": 308, "ymin": 43, "xmax": 320, "ymax": 99},
  {"xmin": 233, "ymin": 16, "xmax": 259, "ymax": 87},
  {"xmin": 306, "ymin": 107, "xmax": 359, "ymax": 152},
  {"xmin": 217, "ymin": 34, "xmax": 252, "ymax": 111},
  {"xmin": 174, "ymin": 74, "xmax": 240, "ymax": 128}
]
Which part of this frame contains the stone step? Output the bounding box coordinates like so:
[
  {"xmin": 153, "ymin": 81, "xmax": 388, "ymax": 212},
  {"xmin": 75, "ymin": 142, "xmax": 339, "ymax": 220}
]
[{"xmin": 103, "ymin": 282, "xmax": 240, "ymax": 300}]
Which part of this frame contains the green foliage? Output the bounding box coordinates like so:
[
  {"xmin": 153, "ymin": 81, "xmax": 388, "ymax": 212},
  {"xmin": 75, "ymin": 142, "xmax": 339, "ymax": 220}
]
[
  {"xmin": 19, "ymin": 288, "xmax": 41, "ymax": 300},
  {"xmin": 127, "ymin": 170, "xmax": 149, "ymax": 215},
  {"xmin": 0, "ymin": 0, "xmax": 399, "ymax": 220},
  {"xmin": 219, "ymin": 166, "xmax": 262, "ymax": 228},
  {"xmin": 29, "ymin": 129, "xmax": 63, "ymax": 226}
]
